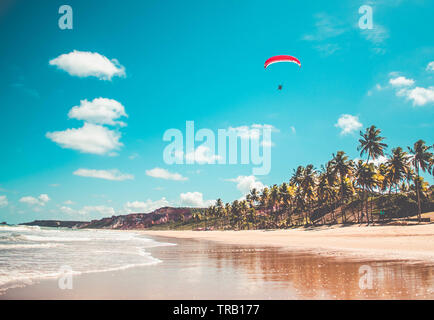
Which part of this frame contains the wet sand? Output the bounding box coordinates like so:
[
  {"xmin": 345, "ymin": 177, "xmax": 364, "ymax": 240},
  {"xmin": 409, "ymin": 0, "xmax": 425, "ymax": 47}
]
[
  {"xmin": 2, "ymin": 231, "xmax": 434, "ymax": 299},
  {"xmin": 143, "ymin": 224, "xmax": 434, "ymax": 263}
]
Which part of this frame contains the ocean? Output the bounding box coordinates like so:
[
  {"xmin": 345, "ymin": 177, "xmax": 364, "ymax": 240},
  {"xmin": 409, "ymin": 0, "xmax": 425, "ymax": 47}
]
[{"xmin": 0, "ymin": 225, "xmax": 175, "ymax": 293}]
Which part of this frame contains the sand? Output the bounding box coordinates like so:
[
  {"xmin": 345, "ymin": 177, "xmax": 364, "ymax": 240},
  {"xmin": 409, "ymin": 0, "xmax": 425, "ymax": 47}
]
[
  {"xmin": 2, "ymin": 226, "xmax": 434, "ymax": 299},
  {"xmin": 142, "ymin": 224, "xmax": 434, "ymax": 263}
]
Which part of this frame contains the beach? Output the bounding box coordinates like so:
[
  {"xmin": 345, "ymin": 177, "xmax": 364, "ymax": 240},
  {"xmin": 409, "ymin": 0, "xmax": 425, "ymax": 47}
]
[
  {"xmin": 142, "ymin": 224, "xmax": 434, "ymax": 263},
  {"xmin": 1, "ymin": 224, "xmax": 434, "ymax": 299}
]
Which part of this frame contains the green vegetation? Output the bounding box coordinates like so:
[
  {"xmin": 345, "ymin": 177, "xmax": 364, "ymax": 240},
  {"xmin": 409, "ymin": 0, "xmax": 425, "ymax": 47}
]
[{"xmin": 150, "ymin": 126, "xmax": 433, "ymax": 230}]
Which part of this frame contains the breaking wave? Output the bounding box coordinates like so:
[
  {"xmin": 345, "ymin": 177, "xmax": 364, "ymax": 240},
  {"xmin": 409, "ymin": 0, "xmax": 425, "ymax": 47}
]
[{"xmin": 0, "ymin": 225, "xmax": 173, "ymax": 293}]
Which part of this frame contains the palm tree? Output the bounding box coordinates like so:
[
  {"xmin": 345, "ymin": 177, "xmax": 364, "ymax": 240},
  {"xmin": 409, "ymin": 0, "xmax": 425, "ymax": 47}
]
[
  {"xmin": 338, "ymin": 177, "xmax": 355, "ymax": 223},
  {"xmin": 408, "ymin": 140, "xmax": 433, "ymax": 222},
  {"xmin": 353, "ymin": 160, "xmax": 365, "ymax": 222},
  {"xmin": 430, "ymin": 145, "xmax": 434, "ymax": 178},
  {"xmin": 300, "ymin": 164, "xmax": 317, "ymax": 225},
  {"xmin": 385, "ymin": 147, "xmax": 410, "ymax": 194},
  {"xmin": 279, "ymin": 182, "xmax": 294, "ymax": 225},
  {"xmin": 322, "ymin": 161, "xmax": 338, "ymax": 221},
  {"xmin": 248, "ymin": 188, "xmax": 259, "ymax": 207},
  {"xmin": 195, "ymin": 125, "xmax": 432, "ymax": 230},
  {"xmin": 231, "ymin": 200, "xmax": 240, "ymax": 229},
  {"xmin": 270, "ymin": 184, "xmax": 280, "ymax": 223},
  {"xmin": 317, "ymin": 169, "xmax": 336, "ymax": 224},
  {"xmin": 330, "ymin": 151, "xmax": 353, "ymax": 223},
  {"xmin": 358, "ymin": 125, "xmax": 388, "ymax": 163},
  {"xmin": 224, "ymin": 202, "xmax": 231, "ymax": 229},
  {"xmin": 240, "ymin": 200, "xmax": 249, "ymax": 229},
  {"xmin": 354, "ymin": 160, "xmax": 377, "ymax": 224},
  {"xmin": 377, "ymin": 162, "xmax": 389, "ymax": 193},
  {"xmin": 247, "ymin": 207, "xmax": 256, "ymax": 229},
  {"xmin": 290, "ymin": 166, "xmax": 305, "ymax": 187},
  {"xmin": 294, "ymin": 190, "xmax": 305, "ymax": 226},
  {"xmin": 260, "ymin": 187, "xmax": 270, "ymax": 213},
  {"xmin": 191, "ymin": 211, "xmax": 202, "ymax": 228},
  {"xmin": 215, "ymin": 198, "xmax": 224, "ymax": 229},
  {"xmin": 410, "ymin": 177, "xmax": 430, "ymax": 203},
  {"xmin": 366, "ymin": 163, "xmax": 379, "ymax": 224}
]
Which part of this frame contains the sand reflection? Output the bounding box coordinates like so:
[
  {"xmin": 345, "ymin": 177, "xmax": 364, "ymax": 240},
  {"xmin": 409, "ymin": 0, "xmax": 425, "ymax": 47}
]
[{"xmin": 152, "ymin": 237, "xmax": 434, "ymax": 299}]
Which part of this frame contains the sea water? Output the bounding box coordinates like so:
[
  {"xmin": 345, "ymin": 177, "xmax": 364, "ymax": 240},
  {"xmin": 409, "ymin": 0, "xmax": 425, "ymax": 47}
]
[{"xmin": 0, "ymin": 225, "xmax": 174, "ymax": 293}]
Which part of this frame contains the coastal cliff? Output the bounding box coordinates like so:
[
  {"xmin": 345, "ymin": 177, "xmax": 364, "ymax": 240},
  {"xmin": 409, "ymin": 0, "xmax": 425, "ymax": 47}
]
[{"xmin": 21, "ymin": 207, "xmax": 196, "ymax": 229}]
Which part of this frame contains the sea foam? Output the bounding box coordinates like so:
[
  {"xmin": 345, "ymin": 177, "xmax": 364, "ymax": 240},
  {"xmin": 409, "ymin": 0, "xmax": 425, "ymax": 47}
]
[{"xmin": 0, "ymin": 225, "xmax": 173, "ymax": 293}]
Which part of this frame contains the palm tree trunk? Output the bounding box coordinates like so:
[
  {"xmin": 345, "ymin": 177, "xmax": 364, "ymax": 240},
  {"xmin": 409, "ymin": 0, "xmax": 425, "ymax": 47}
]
[
  {"xmin": 365, "ymin": 193, "xmax": 369, "ymax": 224},
  {"xmin": 415, "ymin": 166, "xmax": 422, "ymax": 223}
]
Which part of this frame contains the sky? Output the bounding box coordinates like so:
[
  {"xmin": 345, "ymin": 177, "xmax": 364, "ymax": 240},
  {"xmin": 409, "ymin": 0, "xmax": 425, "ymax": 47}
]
[{"xmin": 0, "ymin": 0, "xmax": 433, "ymax": 224}]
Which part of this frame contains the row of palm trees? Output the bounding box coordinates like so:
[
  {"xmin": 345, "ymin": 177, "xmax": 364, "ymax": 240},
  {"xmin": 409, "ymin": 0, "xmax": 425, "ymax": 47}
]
[{"xmin": 191, "ymin": 126, "xmax": 433, "ymax": 229}]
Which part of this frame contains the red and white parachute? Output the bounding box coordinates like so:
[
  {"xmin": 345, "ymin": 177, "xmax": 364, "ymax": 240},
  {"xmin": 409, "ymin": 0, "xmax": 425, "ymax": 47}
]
[{"xmin": 264, "ymin": 55, "xmax": 301, "ymax": 69}]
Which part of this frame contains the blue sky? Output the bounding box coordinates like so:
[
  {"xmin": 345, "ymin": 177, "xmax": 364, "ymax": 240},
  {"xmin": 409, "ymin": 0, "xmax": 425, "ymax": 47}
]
[{"xmin": 0, "ymin": 0, "xmax": 433, "ymax": 224}]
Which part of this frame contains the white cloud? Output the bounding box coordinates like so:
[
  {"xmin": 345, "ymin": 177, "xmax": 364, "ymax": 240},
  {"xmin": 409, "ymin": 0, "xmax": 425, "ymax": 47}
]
[
  {"xmin": 19, "ymin": 196, "xmax": 40, "ymax": 206},
  {"xmin": 124, "ymin": 198, "xmax": 170, "ymax": 213},
  {"xmin": 227, "ymin": 175, "xmax": 265, "ymax": 195},
  {"xmin": 389, "ymin": 76, "xmax": 415, "ymax": 87},
  {"xmin": 185, "ymin": 145, "xmax": 221, "ymax": 164},
  {"xmin": 361, "ymin": 25, "xmax": 389, "ymax": 44},
  {"xmin": 302, "ymin": 13, "xmax": 346, "ymax": 55},
  {"xmin": 64, "ymin": 200, "xmax": 74, "ymax": 205},
  {"xmin": 388, "ymin": 69, "xmax": 434, "ymax": 107},
  {"xmin": 397, "ymin": 86, "xmax": 434, "ymax": 107},
  {"xmin": 290, "ymin": 126, "xmax": 296, "ymax": 134},
  {"xmin": 60, "ymin": 204, "xmax": 115, "ymax": 216},
  {"xmin": 355, "ymin": 155, "xmax": 388, "ymax": 167},
  {"xmin": 335, "ymin": 114, "xmax": 363, "ymax": 135},
  {"xmin": 39, "ymin": 194, "xmax": 50, "ymax": 203},
  {"xmin": 68, "ymin": 98, "xmax": 127, "ymax": 126},
  {"xmin": 314, "ymin": 43, "xmax": 341, "ymax": 56},
  {"xmin": 19, "ymin": 194, "xmax": 50, "ymax": 207},
  {"xmin": 0, "ymin": 195, "xmax": 8, "ymax": 208},
  {"xmin": 228, "ymin": 124, "xmax": 277, "ymax": 140},
  {"xmin": 179, "ymin": 192, "xmax": 215, "ymax": 207},
  {"xmin": 360, "ymin": 24, "xmax": 388, "ymax": 54},
  {"xmin": 49, "ymin": 50, "xmax": 125, "ymax": 80},
  {"xmin": 78, "ymin": 205, "xmax": 115, "ymax": 216},
  {"xmin": 145, "ymin": 168, "xmax": 187, "ymax": 181},
  {"xmin": 46, "ymin": 123, "xmax": 122, "ymax": 155},
  {"xmin": 370, "ymin": 155, "xmax": 388, "ymax": 166},
  {"xmin": 73, "ymin": 168, "xmax": 134, "ymax": 181},
  {"xmin": 303, "ymin": 13, "xmax": 346, "ymax": 42},
  {"xmin": 60, "ymin": 206, "xmax": 76, "ymax": 215},
  {"xmin": 128, "ymin": 153, "xmax": 139, "ymax": 160},
  {"xmin": 228, "ymin": 125, "xmax": 261, "ymax": 140}
]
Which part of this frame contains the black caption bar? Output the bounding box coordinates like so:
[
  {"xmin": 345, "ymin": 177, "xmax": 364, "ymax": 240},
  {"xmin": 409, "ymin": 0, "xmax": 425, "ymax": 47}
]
[{"xmin": 1, "ymin": 300, "xmax": 432, "ymax": 319}]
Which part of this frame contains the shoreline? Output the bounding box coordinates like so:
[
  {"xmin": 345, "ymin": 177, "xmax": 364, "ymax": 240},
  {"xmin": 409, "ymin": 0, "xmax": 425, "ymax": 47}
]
[
  {"xmin": 142, "ymin": 224, "xmax": 434, "ymax": 264},
  {"xmin": 2, "ymin": 225, "xmax": 433, "ymax": 299}
]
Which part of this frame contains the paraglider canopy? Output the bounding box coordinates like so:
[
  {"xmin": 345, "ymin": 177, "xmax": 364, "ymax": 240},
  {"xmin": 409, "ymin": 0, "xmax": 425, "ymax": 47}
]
[{"xmin": 264, "ymin": 55, "xmax": 301, "ymax": 69}]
